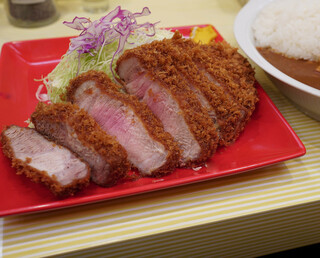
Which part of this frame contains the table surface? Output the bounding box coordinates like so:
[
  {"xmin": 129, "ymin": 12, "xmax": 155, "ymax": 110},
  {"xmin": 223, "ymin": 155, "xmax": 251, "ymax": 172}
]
[{"xmin": 0, "ymin": 0, "xmax": 319, "ymax": 257}]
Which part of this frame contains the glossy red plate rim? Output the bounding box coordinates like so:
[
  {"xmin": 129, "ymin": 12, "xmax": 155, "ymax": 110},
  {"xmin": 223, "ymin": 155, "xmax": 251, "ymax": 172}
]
[{"xmin": 0, "ymin": 25, "xmax": 306, "ymax": 217}]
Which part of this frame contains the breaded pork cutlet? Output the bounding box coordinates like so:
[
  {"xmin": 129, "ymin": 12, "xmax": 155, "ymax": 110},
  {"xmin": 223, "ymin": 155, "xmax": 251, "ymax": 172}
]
[
  {"xmin": 67, "ymin": 70, "xmax": 181, "ymax": 177},
  {"xmin": 116, "ymin": 42, "xmax": 219, "ymax": 167},
  {"xmin": 200, "ymin": 40, "xmax": 258, "ymax": 114},
  {"xmin": 1, "ymin": 125, "xmax": 90, "ymax": 196},
  {"xmin": 205, "ymin": 40, "xmax": 256, "ymax": 88},
  {"xmin": 124, "ymin": 36, "xmax": 247, "ymax": 146},
  {"xmin": 31, "ymin": 102, "xmax": 130, "ymax": 187},
  {"xmin": 171, "ymin": 32, "xmax": 258, "ymax": 117}
]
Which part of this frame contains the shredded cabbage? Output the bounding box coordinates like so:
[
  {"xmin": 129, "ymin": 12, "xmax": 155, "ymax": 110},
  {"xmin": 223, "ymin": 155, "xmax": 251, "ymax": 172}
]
[{"xmin": 37, "ymin": 6, "xmax": 173, "ymax": 103}]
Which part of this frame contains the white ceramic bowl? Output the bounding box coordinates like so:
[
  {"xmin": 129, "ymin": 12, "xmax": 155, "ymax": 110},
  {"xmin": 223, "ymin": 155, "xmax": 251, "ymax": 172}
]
[{"xmin": 234, "ymin": 0, "xmax": 320, "ymax": 121}]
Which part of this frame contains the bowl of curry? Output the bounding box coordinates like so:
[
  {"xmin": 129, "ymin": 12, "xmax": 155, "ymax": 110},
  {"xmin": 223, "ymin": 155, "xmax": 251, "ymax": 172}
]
[{"xmin": 234, "ymin": 0, "xmax": 320, "ymax": 121}]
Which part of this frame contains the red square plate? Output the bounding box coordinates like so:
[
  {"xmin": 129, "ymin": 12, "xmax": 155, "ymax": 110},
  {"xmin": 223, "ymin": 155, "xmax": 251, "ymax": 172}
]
[{"xmin": 0, "ymin": 25, "xmax": 305, "ymax": 217}]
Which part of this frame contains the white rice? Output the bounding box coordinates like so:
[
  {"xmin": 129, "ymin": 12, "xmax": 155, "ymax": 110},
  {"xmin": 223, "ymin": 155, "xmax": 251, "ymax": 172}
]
[{"xmin": 252, "ymin": 0, "xmax": 320, "ymax": 61}]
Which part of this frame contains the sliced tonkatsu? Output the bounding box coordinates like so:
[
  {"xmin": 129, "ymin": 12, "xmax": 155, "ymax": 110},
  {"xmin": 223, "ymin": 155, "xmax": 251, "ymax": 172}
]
[
  {"xmin": 1, "ymin": 125, "xmax": 90, "ymax": 196},
  {"xmin": 201, "ymin": 40, "xmax": 258, "ymax": 114},
  {"xmin": 116, "ymin": 44, "xmax": 219, "ymax": 166},
  {"xmin": 31, "ymin": 102, "xmax": 130, "ymax": 187},
  {"xmin": 66, "ymin": 70, "xmax": 181, "ymax": 176},
  {"xmin": 171, "ymin": 32, "xmax": 258, "ymax": 116},
  {"xmin": 203, "ymin": 40, "xmax": 256, "ymax": 89},
  {"xmin": 0, "ymin": 26, "xmax": 260, "ymax": 199},
  {"xmin": 117, "ymin": 36, "xmax": 247, "ymax": 146}
]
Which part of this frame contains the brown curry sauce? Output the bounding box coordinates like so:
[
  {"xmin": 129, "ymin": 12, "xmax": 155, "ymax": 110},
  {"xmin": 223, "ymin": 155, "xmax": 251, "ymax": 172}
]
[{"xmin": 257, "ymin": 47, "xmax": 320, "ymax": 90}]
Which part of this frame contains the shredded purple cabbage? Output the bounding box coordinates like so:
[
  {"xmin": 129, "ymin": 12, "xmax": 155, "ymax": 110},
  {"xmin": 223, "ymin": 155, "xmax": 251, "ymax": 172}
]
[{"xmin": 63, "ymin": 6, "xmax": 157, "ymax": 78}]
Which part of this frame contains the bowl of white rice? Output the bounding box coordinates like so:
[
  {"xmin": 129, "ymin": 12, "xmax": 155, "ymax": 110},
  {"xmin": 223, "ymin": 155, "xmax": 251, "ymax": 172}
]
[{"xmin": 234, "ymin": 0, "xmax": 320, "ymax": 121}]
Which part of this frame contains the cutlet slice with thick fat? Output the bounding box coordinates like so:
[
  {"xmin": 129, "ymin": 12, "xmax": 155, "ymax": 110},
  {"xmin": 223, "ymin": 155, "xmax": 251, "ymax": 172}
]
[
  {"xmin": 116, "ymin": 45, "xmax": 219, "ymax": 167},
  {"xmin": 1, "ymin": 125, "xmax": 90, "ymax": 196},
  {"xmin": 67, "ymin": 70, "xmax": 181, "ymax": 176},
  {"xmin": 31, "ymin": 102, "xmax": 130, "ymax": 187}
]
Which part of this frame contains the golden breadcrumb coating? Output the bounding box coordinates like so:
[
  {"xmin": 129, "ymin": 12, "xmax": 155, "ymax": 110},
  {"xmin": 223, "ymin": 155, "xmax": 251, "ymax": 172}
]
[
  {"xmin": 67, "ymin": 70, "xmax": 181, "ymax": 176},
  {"xmin": 206, "ymin": 40, "xmax": 256, "ymax": 87},
  {"xmin": 171, "ymin": 32, "xmax": 258, "ymax": 116},
  {"xmin": 203, "ymin": 40, "xmax": 258, "ymax": 113}
]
